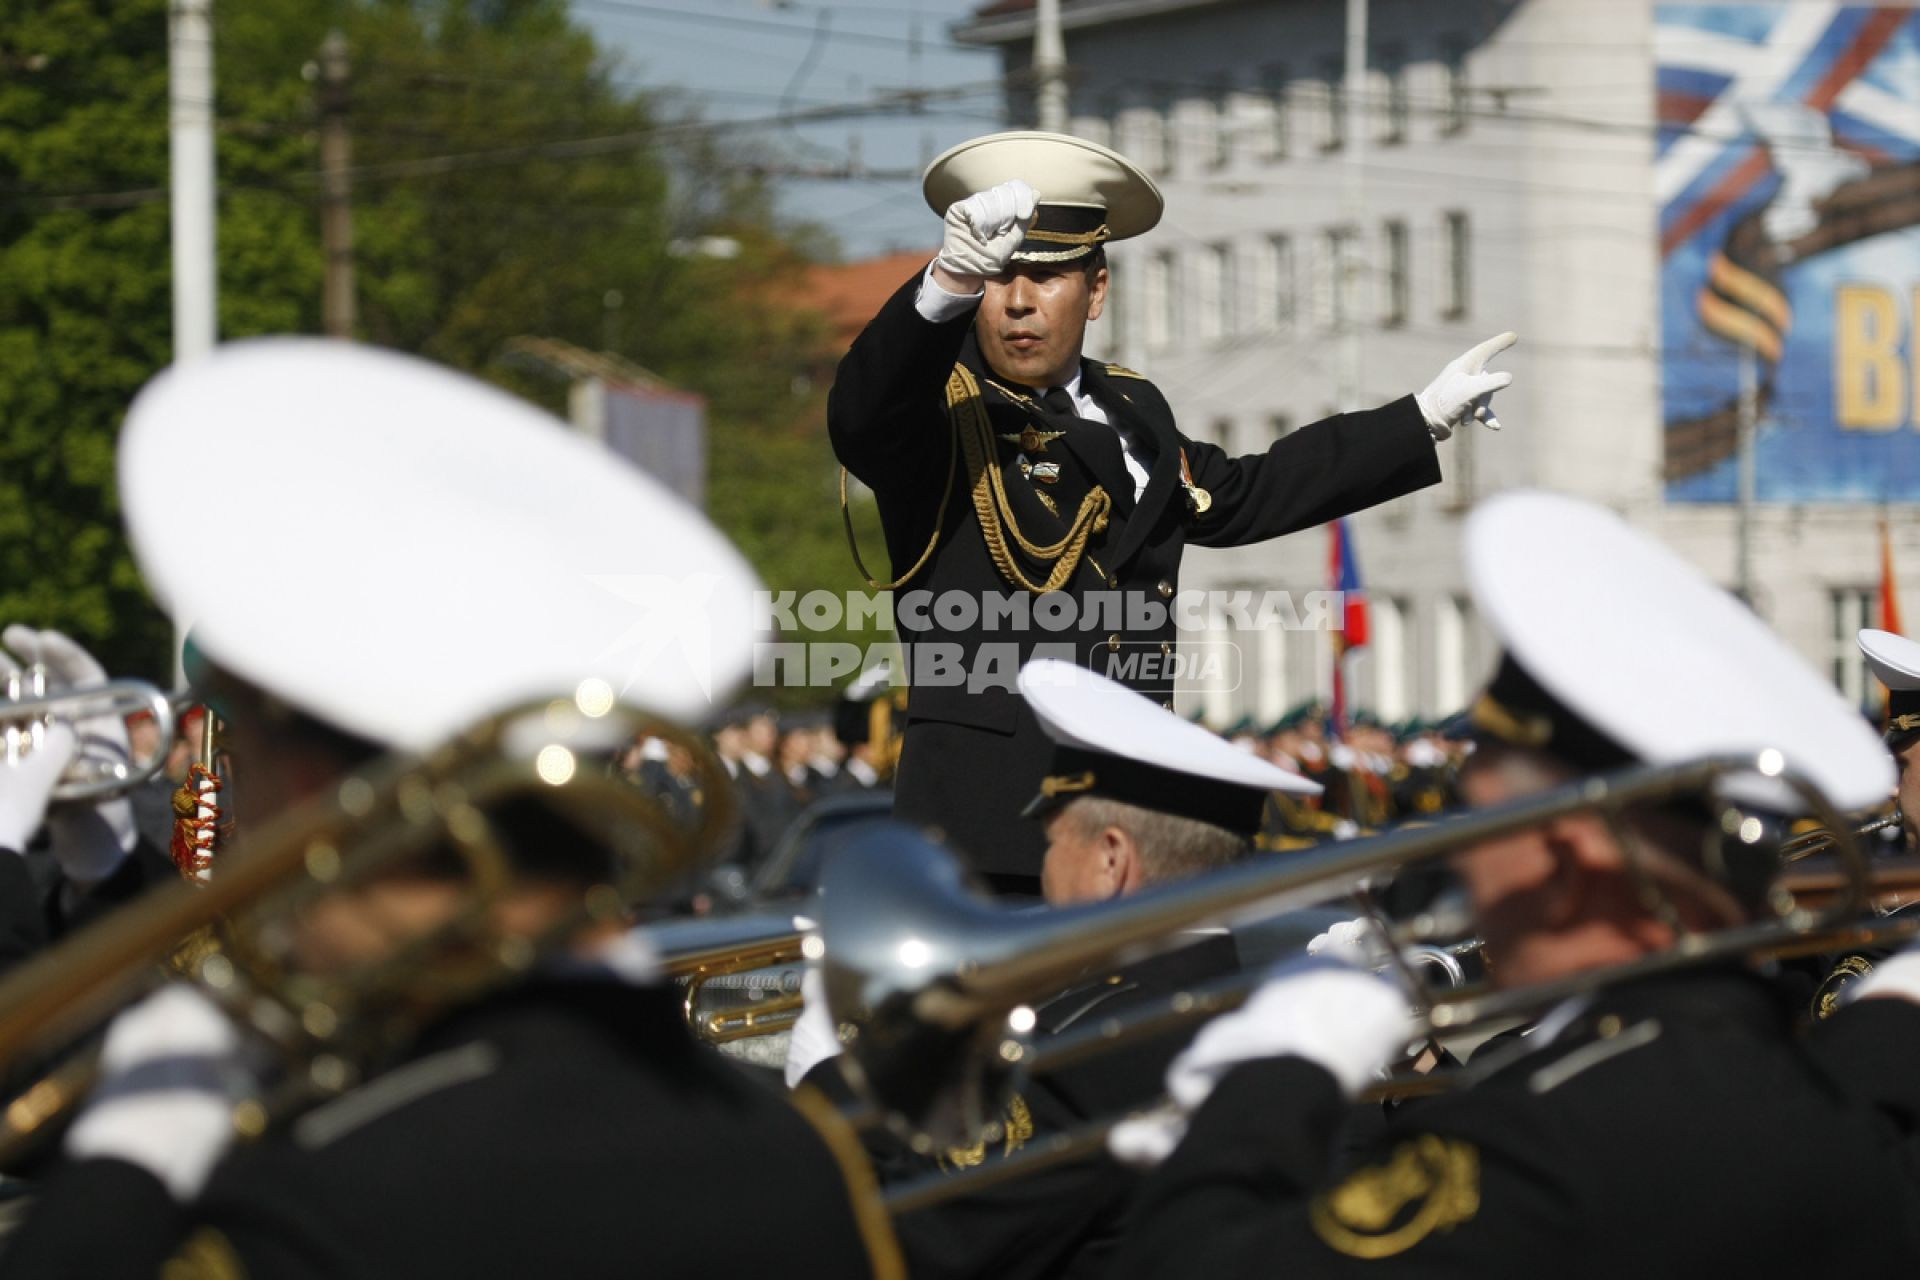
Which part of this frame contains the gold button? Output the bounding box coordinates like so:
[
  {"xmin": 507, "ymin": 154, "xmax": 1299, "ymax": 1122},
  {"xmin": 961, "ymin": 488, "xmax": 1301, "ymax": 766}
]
[
  {"xmin": 1161, "ymin": 700, "xmax": 1174, "ymax": 711},
  {"xmin": 1107, "ymin": 634, "xmax": 1121, "ymax": 651},
  {"xmin": 1108, "ymin": 575, "xmax": 1120, "ymax": 588},
  {"xmin": 1596, "ymin": 1015, "xmax": 1622, "ymax": 1038},
  {"xmin": 1160, "ymin": 641, "xmax": 1172, "ymax": 656},
  {"xmin": 1156, "ymin": 580, "xmax": 1174, "ymax": 599}
]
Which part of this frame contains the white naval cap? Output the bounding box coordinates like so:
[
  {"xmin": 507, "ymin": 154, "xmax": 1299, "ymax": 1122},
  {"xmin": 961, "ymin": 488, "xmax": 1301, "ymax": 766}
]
[
  {"xmin": 1465, "ymin": 492, "xmax": 1892, "ymax": 812},
  {"xmin": 1017, "ymin": 658, "xmax": 1319, "ymax": 839},
  {"xmin": 120, "ymin": 340, "xmax": 765, "ymax": 751},
  {"xmin": 1858, "ymin": 628, "xmax": 1920, "ymax": 746},
  {"xmin": 922, "ymin": 130, "xmax": 1163, "ymax": 264}
]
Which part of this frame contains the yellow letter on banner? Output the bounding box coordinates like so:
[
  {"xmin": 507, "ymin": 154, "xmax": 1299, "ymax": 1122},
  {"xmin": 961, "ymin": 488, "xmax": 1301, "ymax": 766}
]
[{"xmin": 1836, "ymin": 285, "xmax": 1904, "ymax": 430}]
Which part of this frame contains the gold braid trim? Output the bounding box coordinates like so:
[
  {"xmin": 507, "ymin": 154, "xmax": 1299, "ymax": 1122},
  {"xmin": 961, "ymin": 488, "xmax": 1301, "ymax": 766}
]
[
  {"xmin": 789, "ymin": 1084, "xmax": 908, "ymax": 1280},
  {"xmin": 161, "ymin": 1228, "xmax": 248, "ymax": 1280},
  {"xmin": 1022, "ymin": 224, "xmax": 1112, "ymax": 246},
  {"xmin": 839, "ymin": 408, "xmax": 961, "ymax": 591},
  {"xmin": 948, "ymin": 364, "xmax": 1111, "ymax": 594}
]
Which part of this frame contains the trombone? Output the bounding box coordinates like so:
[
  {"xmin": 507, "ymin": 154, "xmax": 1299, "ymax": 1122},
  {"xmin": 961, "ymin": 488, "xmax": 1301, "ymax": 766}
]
[
  {"xmin": 810, "ymin": 750, "xmax": 1912, "ymax": 1210},
  {"xmin": 2, "ymin": 668, "xmax": 176, "ymax": 802}
]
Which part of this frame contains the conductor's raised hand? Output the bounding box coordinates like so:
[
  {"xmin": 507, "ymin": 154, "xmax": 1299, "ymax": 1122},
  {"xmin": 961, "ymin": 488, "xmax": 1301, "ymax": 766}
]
[
  {"xmin": 1416, "ymin": 332, "xmax": 1517, "ymax": 441},
  {"xmin": 933, "ymin": 179, "xmax": 1040, "ymax": 288}
]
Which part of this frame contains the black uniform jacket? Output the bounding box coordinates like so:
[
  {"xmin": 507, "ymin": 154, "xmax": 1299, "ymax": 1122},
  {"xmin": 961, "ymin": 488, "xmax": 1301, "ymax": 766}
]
[
  {"xmin": 1108, "ymin": 968, "xmax": 1920, "ymax": 1278},
  {"xmin": 814, "ymin": 932, "xmax": 1239, "ymax": 1280},
  {"xmin": 828, "ymin": 273, "xmax": 1441, "ymax": 875},
  {"xmin": 0, "ymin": 980, "xmax": 899, "ymax": 1280}
]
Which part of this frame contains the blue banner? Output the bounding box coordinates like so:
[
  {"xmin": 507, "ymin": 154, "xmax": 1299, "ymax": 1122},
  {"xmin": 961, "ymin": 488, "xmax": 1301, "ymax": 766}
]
[{"xmin": 1659, "ymin": 4, "xmax": 1920, "ymax": 501}]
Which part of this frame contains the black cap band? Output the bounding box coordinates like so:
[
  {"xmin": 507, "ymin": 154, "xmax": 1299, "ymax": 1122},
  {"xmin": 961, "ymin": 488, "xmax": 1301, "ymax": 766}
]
[
  {"xmin": 1022, "ymin": 744, "xmax": 1267, "ymax": 838},
  {"xmin": 1467, "ymin": 653, "xmax": 1638, "ymax": 774},
  {"xmin": 1012, "ymin": 204, "xmax": 1111, "ymax": 264},
  {"xmin": 1889, "ymin": 688, "xmax": 1920, "ymax": 747}
]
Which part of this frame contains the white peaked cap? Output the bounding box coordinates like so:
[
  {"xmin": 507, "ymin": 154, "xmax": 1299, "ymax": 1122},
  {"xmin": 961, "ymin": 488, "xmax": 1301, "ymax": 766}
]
[
  {"xmin": 1019, "ymin": 658, "xmax": 1320, "ymax": 800},
  {"xmin": 1466, "ymin": 492, "xmax": 1892, "ymax": 812},
  {"xmin": 1860, "ymin": 629, "xmax": 1920, "ymax": 691},
  {"xmin": 120, "ymin": 340, "xmax": 766, "ymax": 751}
]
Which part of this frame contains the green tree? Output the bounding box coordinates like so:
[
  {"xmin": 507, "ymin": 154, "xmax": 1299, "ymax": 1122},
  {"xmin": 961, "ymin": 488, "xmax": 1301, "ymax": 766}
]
[{"xmin": 1, "ymin": 0, "xmax": 863, "ymax": 695}]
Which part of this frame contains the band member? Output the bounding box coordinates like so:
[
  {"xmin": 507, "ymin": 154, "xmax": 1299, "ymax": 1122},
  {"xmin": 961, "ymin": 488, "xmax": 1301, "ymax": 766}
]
[
  {"xmin": 1858, "ymin": 628, "xmax": 1920, "ymax": 847},
  {"xmin": 828, "ymin": 129, "xmax": 1517, "ymax": 890},
  {"xmin": 0, "ymin": 341, "xmax": 899, "ymax": 1279},
  {"xmin": 789, "ymin": 658, "xmax": 1320, "ymax": 1279},
  {"xmin": 1104, "ymin": 491, "xmax": 1920, "ymax": 1275}
]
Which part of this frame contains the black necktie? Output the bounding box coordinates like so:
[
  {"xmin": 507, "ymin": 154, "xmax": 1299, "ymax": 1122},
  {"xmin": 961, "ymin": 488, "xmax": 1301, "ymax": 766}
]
[{"xmin": 1039, "ymin": 386, "xmax": 1133, "ymax": 512}]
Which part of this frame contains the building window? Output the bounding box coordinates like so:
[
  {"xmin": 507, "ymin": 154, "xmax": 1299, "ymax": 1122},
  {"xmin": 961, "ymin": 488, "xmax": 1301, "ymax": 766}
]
[
  {"xmin": 1208, "ymin": 79, "xmax": 1233, "ymax": 168},
  {"xmin": 1441, "ymin": 35, "xmax": 1470, "ymax": 136},
  {"xmin": 1129, "ymin": 104, "xmax": 1166, "ymax": 175},
  {"xmin": 1212, "ymin": 417, "xmax": 1234, "ymax": 449},
  {"xmin": 1441, "ymin": 210, "xmax": 1470, "ymax": 320},
  {"xmin": 1316, "ymin": 225, "xmax": 1356, "ymax": 333},
  {"xmin": 1380, "ymin": 45, "xmax": 1409, "ymax": 144},
  {"xmin": 1432, "ymin": 594, "xmax": 1473, "ymax": 715},
  {"xmin": 1381, "ymin": 218, "xmax": 1409, "ymax": 328},
  {"xmin": 1833, "ymin": 588, "xmax": 1877, "ymax": 707},
  {"xmin": 1319, "ymin": 57, "xmax": 1345, "ymax": 151},
  {"xmin": 1371, "ymin": 596, "xmax": 1411, "ymax": 722},
  {"xmin": 1154, "ymin": 86, "xmax": 1179, "ymax": 175},
  {"xmin": 1145, "ymin": 249, "xmax": 1177, "ymax": 349},
  {"xmin": 1260, "ymin": 63, "xmax": 1288, "ymax": 161},
  {"xmin": 1195, "ymin": 244, "xmax": 1228, "ymax": 342},
  {"xmin": 1271, "ymin": 234, "xmax": 1296, "ymax": 331},
  {"xmin": 1269, "ymin": 413, "xmax": 1295, "ymax": 440}
]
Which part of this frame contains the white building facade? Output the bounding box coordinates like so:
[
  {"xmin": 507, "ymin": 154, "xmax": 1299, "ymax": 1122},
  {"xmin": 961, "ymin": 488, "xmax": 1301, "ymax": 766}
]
[{"xmin": 956, "ymin": 0, "xmax": 1920, "ymax": 726}]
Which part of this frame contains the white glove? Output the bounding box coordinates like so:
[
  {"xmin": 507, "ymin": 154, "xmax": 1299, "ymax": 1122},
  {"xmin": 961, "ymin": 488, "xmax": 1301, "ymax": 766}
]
[
  {"xmin": 1, "ymin": 626, "xmax": 139, "ymax": 885},
  {"xmin": 1108, "ymin": 958, "xmax": 1414, "ymax": 1168},
  {"xmin": 933, "ymin": 179, "xmax": 1039, "ymax": 281},
  {"xmin": 1306, "ymin": 916, "xmax": 1391, "ymax": 967},
  {"xmin": 0, "ymin": 720, "xmax": 76, "ymax": 853},
  {"xmin": 66, "ymin": 984, "xmax": 251, "ymax": 1200},
  {"xmin": 1415, "ymin": 332, "xmax": 1517, "ymax": 441},
  {"xmin": 783, "ymin": 965, "xmax": 843, "ymax": 1088}
]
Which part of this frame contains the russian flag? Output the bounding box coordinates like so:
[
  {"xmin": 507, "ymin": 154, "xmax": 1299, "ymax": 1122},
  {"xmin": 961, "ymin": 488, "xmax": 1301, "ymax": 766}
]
[{"xmin": 1329, "ymin": 518, "xmax": 1369, "ymax": 738}]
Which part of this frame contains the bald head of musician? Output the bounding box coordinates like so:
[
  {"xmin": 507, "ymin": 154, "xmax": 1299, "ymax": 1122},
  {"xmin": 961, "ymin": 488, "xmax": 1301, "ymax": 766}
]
[{"xmin": 1017, "ymin": 660, "xmax": 1320, "ymax": 906}]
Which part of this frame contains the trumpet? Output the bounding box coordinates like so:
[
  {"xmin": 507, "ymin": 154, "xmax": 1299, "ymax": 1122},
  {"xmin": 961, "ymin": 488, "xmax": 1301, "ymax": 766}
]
[
  {"xmin": 2, "ymin": 668, "xmax": 176, "ymax": 802},
  {"xmin": 1780, "ymin": 808, "xmax": 1905, "ymax": 861},
  {"xmin": 813, "ymin": 750, "xmax": 1892, "ymax": 1165},
  {"xmin": 651, "ymin": 913, "xmax": 808, "ymax": 1044}
]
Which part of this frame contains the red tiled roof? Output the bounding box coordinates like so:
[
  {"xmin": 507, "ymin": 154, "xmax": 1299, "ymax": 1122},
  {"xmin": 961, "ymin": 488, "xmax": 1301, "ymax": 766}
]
[{"xmin": 800, "ymin": 249, "xmax": 937, "ymax": 352}]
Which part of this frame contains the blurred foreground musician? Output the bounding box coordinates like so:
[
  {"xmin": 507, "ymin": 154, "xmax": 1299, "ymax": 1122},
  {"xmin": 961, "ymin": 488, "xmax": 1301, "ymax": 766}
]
[
  {"xmin": 1105, "ymin": 492, "xmax": 1920, "ymax": 1276},
  {"xmin": 788, "ymin": 659, "xmax": 1320, "ymax": 1280},
  {"xmin": 0, "ymin": 343, "xmax": 899, "ymax": 1280}
]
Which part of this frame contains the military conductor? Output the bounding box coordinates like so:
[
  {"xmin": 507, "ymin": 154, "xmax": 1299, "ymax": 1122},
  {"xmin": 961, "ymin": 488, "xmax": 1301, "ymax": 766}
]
[{"xmin": 828, "ymin": 130, "xmax": 1516, "ymax": 888}]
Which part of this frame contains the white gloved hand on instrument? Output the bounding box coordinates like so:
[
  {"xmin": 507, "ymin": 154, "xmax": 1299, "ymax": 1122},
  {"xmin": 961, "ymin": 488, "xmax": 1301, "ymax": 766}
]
[
  {"xmin": 0, "ymin": 625, "xmax": 139, "ymax": 886},
  {"xmin": 933, "ymin": 179, "xmax": 1040, "ymax": 282},
  {"xmin": 1305, "ymin": 916, "xmax": 1392, "ymax": 968},
  {"xmin": 1108, "ymin": 957, "xmax": 1414, "ymax": 1168},
  {"xmin": 0, "ymin": 720, "xmax": 76, "ymax": 854},
  {"xmin": 1415, "ymin": 332, "xmax": 1518, "ymax": 441},
  {"xmin": 65, "ymin": 984, "xmax": 252, "ymax": 1201},
  {"xmin": 784, "ymin": 965, "xmax": 844, "ymax": 1088}
]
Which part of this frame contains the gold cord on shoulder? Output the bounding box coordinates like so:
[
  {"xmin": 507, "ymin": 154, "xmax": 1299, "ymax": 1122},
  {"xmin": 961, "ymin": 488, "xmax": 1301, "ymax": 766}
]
[{"xmin": 789, "ymin": 1083, "xmax": 909, "ymax": 1280}]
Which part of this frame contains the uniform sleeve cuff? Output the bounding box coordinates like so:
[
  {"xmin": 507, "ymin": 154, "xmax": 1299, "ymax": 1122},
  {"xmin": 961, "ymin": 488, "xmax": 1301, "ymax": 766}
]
[{"xmin": 914, "ymin": 261, "xmax": 983, "ymax": 324}]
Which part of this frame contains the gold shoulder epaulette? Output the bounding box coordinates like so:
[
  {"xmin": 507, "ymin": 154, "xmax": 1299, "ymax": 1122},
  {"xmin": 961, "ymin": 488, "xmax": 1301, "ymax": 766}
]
[{"xmin": 1103, "ymin": 363, "xmax": 1150, "ymax": 381}]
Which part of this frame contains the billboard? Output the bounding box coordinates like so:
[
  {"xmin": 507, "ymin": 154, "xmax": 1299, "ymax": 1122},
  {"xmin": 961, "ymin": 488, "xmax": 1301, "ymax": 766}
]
[{"xmin": 1659, "ymin": 4, "xmax": 1920, "ymax": 501}]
